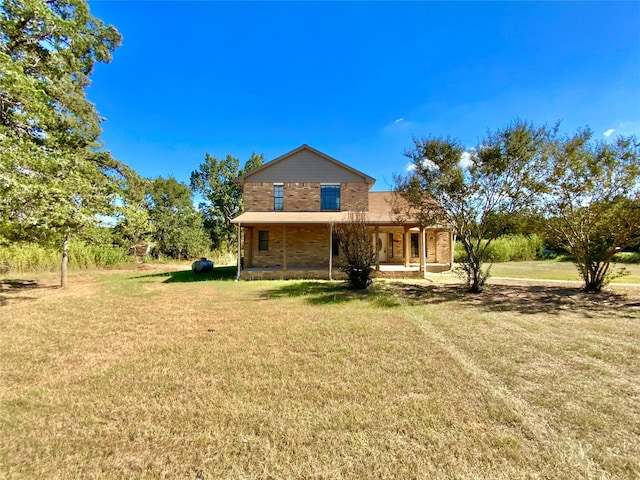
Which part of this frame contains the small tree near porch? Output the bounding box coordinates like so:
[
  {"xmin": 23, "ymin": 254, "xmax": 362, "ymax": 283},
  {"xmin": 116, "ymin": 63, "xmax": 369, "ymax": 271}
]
[
  {"xmin": 395, "ymin": 121, "xmax": 551, "ymax": 293},
  {"xmin": 335, "ymin": 211, "xmax": 375, "ymax": 290}
]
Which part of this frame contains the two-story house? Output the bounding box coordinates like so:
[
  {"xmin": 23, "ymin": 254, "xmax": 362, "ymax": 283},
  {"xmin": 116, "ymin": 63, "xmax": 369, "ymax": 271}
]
[{"xmin": 231, "ymin": 144, "xmax": 453, "ymax": 280}]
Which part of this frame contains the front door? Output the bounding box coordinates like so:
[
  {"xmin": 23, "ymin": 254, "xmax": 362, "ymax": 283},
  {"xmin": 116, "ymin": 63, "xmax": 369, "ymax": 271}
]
[{"xmin": 373, "ymin": 232, "xmax": 387, "ymax": 262}]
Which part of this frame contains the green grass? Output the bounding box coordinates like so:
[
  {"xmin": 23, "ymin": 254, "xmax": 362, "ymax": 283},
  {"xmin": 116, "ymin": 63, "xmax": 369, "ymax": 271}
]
[
  {"xmin": 487, "ymin": 260, "xmax": 640, "ymax": 284},
  {"xmin": 1, "ymin": 268, "xmax": 639, "ymax": 478}
]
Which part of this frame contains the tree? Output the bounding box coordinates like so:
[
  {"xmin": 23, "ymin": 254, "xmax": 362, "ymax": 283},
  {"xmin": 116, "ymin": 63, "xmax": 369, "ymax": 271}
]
[
  {"xmin": 146, "ymin": 177, "xmax": 210, "ymax": 260},
  {"xmin": 543, "ymin": 130, "xmax": 640, "ymax": 292},
  {"xmin": 0, "ymin": 0, "xmax": 123, "ymax": 287},
  {"xmin": 190, "ymin": 152, "xmax": 264, "ymax": 250},
  {"xmin": 395, "ymin": 121, "xmax": 551, "ymax": 292},
  {"xmin": 112, "ymin": 173, "xmax": 153, "ymax": 249},
  {"xmin": 335, "ymin": 211, "xmax": 375, "ymax": 290}
]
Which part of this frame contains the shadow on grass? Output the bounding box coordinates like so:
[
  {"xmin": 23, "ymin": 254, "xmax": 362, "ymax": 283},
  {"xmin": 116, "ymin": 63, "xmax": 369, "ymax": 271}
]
[
  {"xmin": 0, "ymin": 279, "xmax": 58, "ymax": 307},
  {"xmin": 263, "ymin": 279, "xmax": 640, "ymax": 318},
  {"xmin": 135, "ymin": 265, "xmax": 237, "ymax": 283},
  {"xmin": 263, "ymin": 281, "xmax": 402, "ymax": 308},
  {"xmin": 386, "ymin": 282, "xmax": 640, "ymax": 318}
]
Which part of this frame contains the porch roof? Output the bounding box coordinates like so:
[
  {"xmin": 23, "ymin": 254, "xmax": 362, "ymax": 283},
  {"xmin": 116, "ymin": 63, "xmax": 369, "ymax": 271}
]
[{"xmin": 231, "ymin": 210, "xmax": 415, "ymax": 226}]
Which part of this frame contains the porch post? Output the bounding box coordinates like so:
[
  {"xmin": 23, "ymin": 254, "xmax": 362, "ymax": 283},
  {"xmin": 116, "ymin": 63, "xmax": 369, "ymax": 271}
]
[
  {"xmin": 450, "ymin": 231, "xmax": 454, "ymax": 266},
  {"xmin": 419, "ymin": 226, "xmax": 426, "ymax": 275},
  {"xmin": 404, "ymin": 226, "xmax": 410, "ymax": 268},
  {"xmin": 246, "ymin": 228, "xmax": 253, "ymax": 268},
  {"xmin": 235, "ymin": 223, "xmax": 241, "ymax": 282},
  {"xmin": 375, "ymin": 225, "xmax": 380, "ymax": 272},
  {"xmin": 329, "ymin": 223, "xmax": 333, "ymax": 281},
  {"xmin": 282, "ymin": 225, "xmax": 287, "ymax": 272}
]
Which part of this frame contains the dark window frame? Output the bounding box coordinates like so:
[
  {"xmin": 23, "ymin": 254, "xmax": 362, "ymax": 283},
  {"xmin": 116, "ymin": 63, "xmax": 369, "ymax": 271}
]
[
  {"xmin": 320, "ymin": 185, "xmax": 341, "ymax": 211},
  {"xmin": 274, "ymin": 184, "xmax": 284, "ymax": 211},
  {"xmin": 258, "ymin": 230, "xmax": 269, "ymax": 251},
  {"xmin": 411, "ymin": 233, "xmax": 419, "ymax": 258}
]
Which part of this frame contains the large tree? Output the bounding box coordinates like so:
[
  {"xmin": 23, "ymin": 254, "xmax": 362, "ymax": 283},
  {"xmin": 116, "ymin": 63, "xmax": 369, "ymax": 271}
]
[
  {"xmin": 146, "ymin": 177, "xmax": 210, "ymax": 260},
  {"xmin": 190, "ymin": 152, "xmax": 263, "ymax": 250},
  {"xmin": 0, "ymin": 0, "xmax": 123, "ymax": 286},
  {"xmin": 396, "ymin": 121, "xmax": 551, "ymax": 292},
  {"xmin": 544, "ymin": 130, "xmax": 640, "ymax": 292}
]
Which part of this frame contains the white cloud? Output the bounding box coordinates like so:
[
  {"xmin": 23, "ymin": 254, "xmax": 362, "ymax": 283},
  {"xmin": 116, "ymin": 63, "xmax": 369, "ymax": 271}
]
[
  {"xmin": 603, "ymin": 128, "xmax": 615, "ymax": 137},
  {"xmin": 395, "ymin": 117, "xmax": 404, "ymax": 123},
  {"xmin": 406, "ymin": 162, "xmax": 416, "ymax": 172}
]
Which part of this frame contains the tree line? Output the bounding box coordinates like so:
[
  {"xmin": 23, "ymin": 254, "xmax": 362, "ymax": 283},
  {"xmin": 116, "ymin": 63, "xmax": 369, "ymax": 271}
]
[
  {"xmin": 1, "ymin": 1, "xmax": 638, "ymax": 293},
  {"xmin": 395, "ymin": 123, "xmax": 639, "ymax": 293},
  {"xmin": 0, "ymin": 0, "xmax": 261, "ymax": 286}
]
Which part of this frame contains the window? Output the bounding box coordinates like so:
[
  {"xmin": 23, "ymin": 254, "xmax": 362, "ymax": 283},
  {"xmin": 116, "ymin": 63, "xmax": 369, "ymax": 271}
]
[
  {"xmin": 411, "ymin": 233, "xmax": 419, "ymax": 257},
  {"xmin": 332, "ymin": 237, "xmax": 340, "ymax": 257},
  {"xmin": 258, "ymin": 230, "xmax": 269, "ymax": 250},
  {"xmin": 321, "ymin": 185, "xmax": 340, "ymax": 210},
  {"xmin": 388, "ymin": 233, "xmax": 394, "ymax": 258},
  {"xmin": 274, "ymin": 184, "xmax": 283, "ymax": 211}
]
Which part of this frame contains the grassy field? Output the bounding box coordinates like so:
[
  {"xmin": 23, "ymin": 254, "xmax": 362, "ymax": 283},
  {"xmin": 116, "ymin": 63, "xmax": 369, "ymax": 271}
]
[
  {"xmin": 1, "ymin": 265, "xmax": 639, "ymax": 479},
  {"xmin": 481, "ymin": 260, "xmax": 640, "ymax": 284}
]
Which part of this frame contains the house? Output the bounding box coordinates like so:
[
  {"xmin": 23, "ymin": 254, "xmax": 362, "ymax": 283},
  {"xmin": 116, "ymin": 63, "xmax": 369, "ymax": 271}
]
[{"xmin": 231, "ymin": 144, "xmax": 453, "ymax": 280}]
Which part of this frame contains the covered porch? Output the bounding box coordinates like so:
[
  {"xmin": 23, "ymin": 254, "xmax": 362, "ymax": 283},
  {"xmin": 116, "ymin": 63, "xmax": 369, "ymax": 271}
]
[{"xmin": 231, "ymin": 213, "xmax": 453, "ymax": 281}]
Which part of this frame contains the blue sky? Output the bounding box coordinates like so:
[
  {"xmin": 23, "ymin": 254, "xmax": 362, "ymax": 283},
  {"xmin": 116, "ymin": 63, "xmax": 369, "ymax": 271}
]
[{"xmin": 87, "ymin": 1, "xmax": 640, "ymax": 191}]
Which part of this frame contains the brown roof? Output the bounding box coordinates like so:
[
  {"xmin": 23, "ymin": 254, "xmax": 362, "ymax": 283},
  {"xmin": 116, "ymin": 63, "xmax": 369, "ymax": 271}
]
[{"xmin": 232, "ymin": 191, "xmax": 423, "ymax": 226}]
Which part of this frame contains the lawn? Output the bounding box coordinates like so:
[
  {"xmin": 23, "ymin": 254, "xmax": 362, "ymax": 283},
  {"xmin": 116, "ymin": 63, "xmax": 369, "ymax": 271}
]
[
  {"xmin": 487, "ymin": 260, "xmax": 640, "ymax": 284},
  {"xmin": 1, "ymin": 265, "xmax": 639, "ymax": 479}
]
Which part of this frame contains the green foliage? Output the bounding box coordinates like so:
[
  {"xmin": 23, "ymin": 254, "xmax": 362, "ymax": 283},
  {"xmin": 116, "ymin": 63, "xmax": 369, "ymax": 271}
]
[
  {"xmin": 0, "ymin": 0, "xmax": 124, "ymax": 286},
  {"xmin": 190, "ymin": 152, "xmax": 264, "ymax": 250},
  {"xmin": 0, "ymin": 241, "xmax": 129, "ymax": 274},
  {"xmin": 612, "ymin": 252, "xmax": 640, "ymax": 264},
  {"xmin": 396, "ymin": 121, "xmax": 551, "ymax": 292},
  {"xmin": 456, "ymin": 234, "xmax": 544, "ymax": 263},
  {"xmin": 543, "ymin": 131, "xmax": 640, "ymax": 292},
  {"xmin": 146, "ymin": 177, "xmax": 210, "ymax": 260}
]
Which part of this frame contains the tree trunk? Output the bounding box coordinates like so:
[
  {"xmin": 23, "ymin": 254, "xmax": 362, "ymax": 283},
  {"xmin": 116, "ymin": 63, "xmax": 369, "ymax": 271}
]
[{"xmin": 61, "ymin": 234, "xmax": 68, "ymax": 288}]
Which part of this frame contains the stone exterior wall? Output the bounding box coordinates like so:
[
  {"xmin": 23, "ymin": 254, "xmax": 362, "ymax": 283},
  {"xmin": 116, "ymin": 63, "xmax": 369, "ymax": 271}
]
[{"xmin": 243, "ymin": 182, "xmax": 368, "ymax": 212}]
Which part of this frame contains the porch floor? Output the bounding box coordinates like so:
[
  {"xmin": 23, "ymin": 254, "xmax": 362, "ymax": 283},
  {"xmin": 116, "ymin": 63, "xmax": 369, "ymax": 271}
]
[{"xmin": 239, "ymin": 263, "xmax": 451, "ymax": 280}]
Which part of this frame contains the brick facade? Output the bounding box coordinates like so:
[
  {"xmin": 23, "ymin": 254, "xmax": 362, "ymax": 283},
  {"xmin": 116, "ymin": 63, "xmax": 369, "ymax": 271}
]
[
  {"xmin": 243, "ymin": 182, "xmax": 368, "ymax": 212},
  {"xmin": 245, "ymin": 224, "xmax": 345, "ymax": 268}
]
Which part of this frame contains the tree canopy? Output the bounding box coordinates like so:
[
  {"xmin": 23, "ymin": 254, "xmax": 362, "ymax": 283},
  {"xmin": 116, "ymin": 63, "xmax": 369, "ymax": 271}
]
[
  {"xmin": 190, "ymin": 152, "xmax": 263, "ymax": 250},
  {"xmin": 543, "ymin": 131, "xmax": 640, "ymax": 292},
  {"xmin": 146, "ymin": 177, "xmax": 210, "ymax": 260},
  {"xmin": 0, "ymin": 0, "xmax": 123, "ymax": 286},
  {"xmin": 396, "ymin": 121, "xmax": 551, "ymax": 292}
]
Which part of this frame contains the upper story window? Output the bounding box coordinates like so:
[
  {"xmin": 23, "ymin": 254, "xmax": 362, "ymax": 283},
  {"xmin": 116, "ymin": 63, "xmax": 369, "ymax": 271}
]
[
  {"xmin": 320, "ymin": 184, "xmax": 340, "ymax": 211},
  {"xmin": 274, "ymin": 184, "xmax": 283, "ymax": 211}
]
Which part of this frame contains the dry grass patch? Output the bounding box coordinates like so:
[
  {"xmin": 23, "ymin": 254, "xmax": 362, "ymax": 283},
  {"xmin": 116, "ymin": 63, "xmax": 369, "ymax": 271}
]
[{"xmin": 1, "ymin": 270, "xmax": 639, "ymax": 478}]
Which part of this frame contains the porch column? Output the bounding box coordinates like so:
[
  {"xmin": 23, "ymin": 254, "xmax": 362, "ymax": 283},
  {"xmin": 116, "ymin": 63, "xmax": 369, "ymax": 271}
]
[
  {"xmin": 235, "ymin": 223, "xmax": 241, "ymax": 282},
  {"xmin": 419, "ymin": 226, "xmax": 426, "ymax": 274},
  {"xmin": 375, "ymin": 225, "xmax": 380, "ymax": 271},
  {"xmin": 246, "ymin": 228, "xmax": 253, "ymax": 268},
  {"xmin": 329, "ymin": 223, "xmax": 333, "ymax": 281},
  {"xmin": 450, "ymin": 231, "xmax": 455, "ymax": 265},
  {"xmin": 404, "ymin": 226, "xmax": 410, "ymax": 267},
  {"xmin": 282, "ymin": 225, "xmax": 287, "ymax": 272}
]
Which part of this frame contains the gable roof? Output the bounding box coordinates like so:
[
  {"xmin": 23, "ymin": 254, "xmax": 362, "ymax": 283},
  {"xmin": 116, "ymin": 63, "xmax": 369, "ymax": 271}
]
[{"xmin": 234, "ymin": 144, "xmax": 376, "ymax": 186}]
